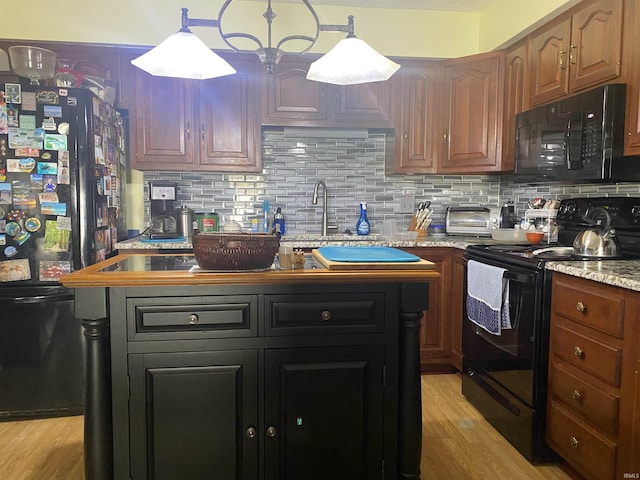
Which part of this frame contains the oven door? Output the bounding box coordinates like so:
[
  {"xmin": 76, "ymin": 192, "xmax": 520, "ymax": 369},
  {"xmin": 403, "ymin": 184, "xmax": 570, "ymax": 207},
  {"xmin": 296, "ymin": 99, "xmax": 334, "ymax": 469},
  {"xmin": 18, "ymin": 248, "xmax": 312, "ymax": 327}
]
[{"xmin": 462, "ymin": 257, "xmax": 545, "ymax": 407}]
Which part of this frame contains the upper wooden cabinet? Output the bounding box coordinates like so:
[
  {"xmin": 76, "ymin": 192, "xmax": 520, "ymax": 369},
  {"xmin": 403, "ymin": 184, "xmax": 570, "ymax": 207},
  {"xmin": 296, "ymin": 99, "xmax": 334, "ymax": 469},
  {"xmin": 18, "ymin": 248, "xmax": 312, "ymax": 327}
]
[
  {"xmin": 438, "ymin": 51, "xmax": 506, "ymax": 174},
  {"xmin": 502, "ymin": 42, "xmax": 528, "ymax": 172},
  {"xmin": 262, "ymin": 56, "xmax": 393, "ymax": 127},
  {"xmin": 386, "ymin": 60, "xmax": 441, "ymax": 174},
  {"xmin": 131, "ymin": 54, "xmax": 262, "ymax": 172},
  {"xmin": 623, "ymin": 0, "xmax": 640, "ymax": 156},
  {"xmin": 528, "ymin": 0, "xmax": 623, "ymax": 107}
]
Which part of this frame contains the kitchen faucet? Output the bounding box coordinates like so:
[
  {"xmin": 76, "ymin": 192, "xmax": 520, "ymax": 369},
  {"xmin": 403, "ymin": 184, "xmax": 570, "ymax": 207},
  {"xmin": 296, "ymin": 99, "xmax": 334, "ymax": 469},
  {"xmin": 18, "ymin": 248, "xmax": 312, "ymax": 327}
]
[{"xmin": 312, "ymin": 180, "xmax": 338, "ymax": 236}]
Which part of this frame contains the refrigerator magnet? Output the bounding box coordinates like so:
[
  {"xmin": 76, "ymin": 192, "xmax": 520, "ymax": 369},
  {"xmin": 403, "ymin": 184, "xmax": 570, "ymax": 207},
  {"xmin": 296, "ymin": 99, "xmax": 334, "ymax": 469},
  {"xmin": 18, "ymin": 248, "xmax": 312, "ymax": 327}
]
[
  {"xmin": 25, "ymin": 217, "xmax": 41, "ymax": 232},
  {"xmin": 0, "ymin": 206, "xmax": 5, "ymax": 219},
  {"xmin": 5, "ymin": 221, "xmax": 20, "ymax": 237},
  {"xmin": 41, "ymin": 118, "xmax": 56, "ymax": 132},
  {"xmin": 14, "ymin": 230, "xmax": 30, "ymax": 245},
  {"xmin": 0, "ymin": 234, "xmax": 4, "ymax": 245},
  {"xmin": 35, "ymin": 91, "xmax": 59, "ymax": 104},
  {"xmin": 3, "ymin": 245, "xmax": 16, "ymax": 257}
]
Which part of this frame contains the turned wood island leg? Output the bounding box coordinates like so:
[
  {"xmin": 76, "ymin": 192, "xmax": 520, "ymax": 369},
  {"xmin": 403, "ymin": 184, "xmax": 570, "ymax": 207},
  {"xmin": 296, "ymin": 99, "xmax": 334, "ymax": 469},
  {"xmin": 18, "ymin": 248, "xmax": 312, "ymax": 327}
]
[
  {"xmin": 398, "ymin": 283, "xmax": 428, "ymax": 480},
  {"xmin": 75, "ymin": 288, "xmax": 113, "ymax": 480}
]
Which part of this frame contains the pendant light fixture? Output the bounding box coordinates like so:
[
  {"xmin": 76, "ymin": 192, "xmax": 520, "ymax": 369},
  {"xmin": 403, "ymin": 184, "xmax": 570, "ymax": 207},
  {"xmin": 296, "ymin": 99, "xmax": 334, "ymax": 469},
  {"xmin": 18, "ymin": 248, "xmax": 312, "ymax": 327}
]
[{"xmin": 131, "ymin": 0, "xmax": 399, "ymax": 85}]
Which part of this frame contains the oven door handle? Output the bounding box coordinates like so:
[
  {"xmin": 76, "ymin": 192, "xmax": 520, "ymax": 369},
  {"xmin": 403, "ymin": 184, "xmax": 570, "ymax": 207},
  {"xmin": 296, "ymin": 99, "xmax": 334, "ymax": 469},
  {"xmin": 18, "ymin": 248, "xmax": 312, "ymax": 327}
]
[{"xmin": 503, "ymin": 271, "xmax": 536, "ymax": 284}]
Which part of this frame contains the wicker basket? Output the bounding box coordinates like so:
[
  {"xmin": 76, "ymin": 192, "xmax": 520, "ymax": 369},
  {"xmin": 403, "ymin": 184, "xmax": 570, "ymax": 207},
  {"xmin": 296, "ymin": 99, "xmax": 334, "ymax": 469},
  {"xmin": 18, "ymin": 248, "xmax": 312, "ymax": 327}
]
[{"xmin": 192, "ymin": 232, "xmax": 280, "ymax": 270}]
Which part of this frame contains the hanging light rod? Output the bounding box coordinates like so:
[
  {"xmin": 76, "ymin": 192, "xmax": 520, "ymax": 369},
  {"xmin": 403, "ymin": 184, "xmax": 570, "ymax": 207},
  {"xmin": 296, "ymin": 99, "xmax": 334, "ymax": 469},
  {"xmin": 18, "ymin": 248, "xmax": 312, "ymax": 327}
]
[{"xmin": 131, "ymin": 0, "xmax": 400, "ymax": 85}]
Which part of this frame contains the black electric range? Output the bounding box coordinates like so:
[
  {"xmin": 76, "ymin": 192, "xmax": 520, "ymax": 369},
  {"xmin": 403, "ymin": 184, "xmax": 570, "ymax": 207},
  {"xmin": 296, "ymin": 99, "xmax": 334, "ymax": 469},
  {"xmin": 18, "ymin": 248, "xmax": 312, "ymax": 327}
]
[{"xmin": 461, "ymin": 196, "xmax": 640, "ymax": 464}]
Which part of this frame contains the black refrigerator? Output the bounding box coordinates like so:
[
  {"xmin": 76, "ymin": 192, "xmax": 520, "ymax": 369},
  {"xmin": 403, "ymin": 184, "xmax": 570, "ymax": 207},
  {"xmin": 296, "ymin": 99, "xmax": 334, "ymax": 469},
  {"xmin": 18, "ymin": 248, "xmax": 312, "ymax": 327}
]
[{"xmin": 0, "ymin": 85, "xmax": 128, "ymax": 420}]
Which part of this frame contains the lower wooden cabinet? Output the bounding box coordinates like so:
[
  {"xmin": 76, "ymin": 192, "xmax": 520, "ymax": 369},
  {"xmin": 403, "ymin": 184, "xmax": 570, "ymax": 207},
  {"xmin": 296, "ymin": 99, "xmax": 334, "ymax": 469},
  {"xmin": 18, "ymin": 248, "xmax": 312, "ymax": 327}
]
[
  {"xmin": 404, "ymin": 247, "xmax": 464, "ymax": 372},
  {"xmin": 547, "ymin": 272, "xmax": 640, "ymax": 479}
]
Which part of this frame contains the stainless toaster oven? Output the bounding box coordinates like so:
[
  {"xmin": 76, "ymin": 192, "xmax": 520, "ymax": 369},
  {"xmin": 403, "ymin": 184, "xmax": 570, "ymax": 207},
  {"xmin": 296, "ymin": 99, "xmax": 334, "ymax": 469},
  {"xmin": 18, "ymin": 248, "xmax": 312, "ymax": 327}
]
[{"xmin": 445, "ymin": 207, "xmax": 501, "ymax": 236}]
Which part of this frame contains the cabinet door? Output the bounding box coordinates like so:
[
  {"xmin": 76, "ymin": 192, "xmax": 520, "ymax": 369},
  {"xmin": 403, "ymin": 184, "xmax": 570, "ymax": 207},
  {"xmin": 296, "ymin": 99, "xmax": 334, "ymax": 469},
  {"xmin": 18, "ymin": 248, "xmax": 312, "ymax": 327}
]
[
  {"xmin": 450, "ymin": 249, "xmax": 465, "ymax": 372},
  {"xmin": 623, "ymin": 0, "xmax": 640, "ymax": 156},
  {"xmin": 503, "ymin": 42, "xmax": 528, "ymax": 172},
  {"xmin": 262, "ymin": 59, "xmax": 329, "ymax": 125},
  {"xmin": 569, "ymin": 0, "xmax": 622, "ymax": 92},
  {"xmin": 264, "ymin": 345, "xmax": 385, "ymax": 480},
  {"xmin": 440, "ymin": 52, "xmax": 504, "ymax": 173},
  {"xmin": 332, "ymin": 81, "xmax": 393, "ymax": 126},
  {"xmin": 388, "ymin": 61, "xmax": 439, "ymax": 174},
  {"xmin": 198, "ymin": 57, "xmax": 261, "ymax": 172},
  {"xmin": 414, "ymin": 248, "xmax": 452, "ymax": 370},
  {"xmin": 528, "ymin": 17, "xmax": 571, "ymax": 106},
  {"xmin": 132, "ymin": 72, "xmax": 195, "ymax": 170},
  {"xmin": 128, "ymin": 350, "xmax": 259, "ymax": 480}
]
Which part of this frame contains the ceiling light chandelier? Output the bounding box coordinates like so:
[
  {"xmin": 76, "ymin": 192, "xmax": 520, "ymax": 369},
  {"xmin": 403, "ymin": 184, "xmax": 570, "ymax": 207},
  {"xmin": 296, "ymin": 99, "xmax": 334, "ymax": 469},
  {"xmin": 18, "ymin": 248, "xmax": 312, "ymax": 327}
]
[{"xmin": 131, "ymin": 0, "xmax": 400, "ymax": 85}]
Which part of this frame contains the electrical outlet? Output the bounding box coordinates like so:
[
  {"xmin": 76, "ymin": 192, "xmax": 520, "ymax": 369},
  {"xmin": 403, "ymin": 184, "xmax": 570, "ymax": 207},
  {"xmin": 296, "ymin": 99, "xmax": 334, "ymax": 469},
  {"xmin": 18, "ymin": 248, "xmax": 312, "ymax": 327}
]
[{"xmin": 399, "ymin": 196, "xmax": 415, "ymax": 214}]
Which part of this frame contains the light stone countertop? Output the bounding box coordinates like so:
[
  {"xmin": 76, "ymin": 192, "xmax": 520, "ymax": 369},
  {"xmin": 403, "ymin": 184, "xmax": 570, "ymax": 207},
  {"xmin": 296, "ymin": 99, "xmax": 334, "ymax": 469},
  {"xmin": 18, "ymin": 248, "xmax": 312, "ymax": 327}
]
[
  {"xmin": 114, "ymin": 233, "xmax": 490, "ymax": 251},
  {"xmin": 546, "ymin": 260, "xmax": 640, "ymax": 292},
  {"xmin": 114, "ymin": 235, "xmax": 640, "ymax": 292}
]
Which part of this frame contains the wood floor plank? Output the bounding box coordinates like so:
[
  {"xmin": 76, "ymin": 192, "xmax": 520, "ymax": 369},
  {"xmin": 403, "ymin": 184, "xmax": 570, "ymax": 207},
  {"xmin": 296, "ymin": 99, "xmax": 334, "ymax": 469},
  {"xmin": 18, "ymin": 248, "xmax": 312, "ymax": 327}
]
[{"xmin": 0, "ymin": 374, "xmax": 574, "ymax": 479}]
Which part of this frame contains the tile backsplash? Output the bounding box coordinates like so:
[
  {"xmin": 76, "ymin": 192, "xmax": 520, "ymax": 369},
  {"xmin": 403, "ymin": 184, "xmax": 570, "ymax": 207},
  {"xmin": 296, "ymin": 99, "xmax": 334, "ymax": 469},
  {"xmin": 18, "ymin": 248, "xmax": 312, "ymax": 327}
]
[{"xmin": 143, "ymin": 128, "xmax": 640, "ymax": 234}]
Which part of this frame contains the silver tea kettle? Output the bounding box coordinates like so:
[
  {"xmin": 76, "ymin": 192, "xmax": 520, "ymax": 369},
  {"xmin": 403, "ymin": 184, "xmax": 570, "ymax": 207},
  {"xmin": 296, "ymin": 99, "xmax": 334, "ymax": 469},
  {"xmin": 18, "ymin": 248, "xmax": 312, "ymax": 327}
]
[{"xmin": 572, "ymin": 207, "xmax": 621, "ymax": 258}]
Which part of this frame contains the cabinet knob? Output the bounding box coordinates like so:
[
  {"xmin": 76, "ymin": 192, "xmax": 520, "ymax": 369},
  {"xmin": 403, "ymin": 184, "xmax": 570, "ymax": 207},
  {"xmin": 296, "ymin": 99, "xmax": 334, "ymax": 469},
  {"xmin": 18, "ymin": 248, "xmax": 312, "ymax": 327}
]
[
  {"xmin": 266, "ymin": 426, "xmax": 277, "ymax": 438},
  {"xmin": 572, "ymin": 390, "xmax": 582, "ymax": 401},
  {"xmin": 574, "ymin": 346, "xmax": 584, "ymax": 358},
  {"xmin": 187, "ymin": 122, "xmax": 191, "ymax": 139},
  {"xmin": 246, "ymin": 427, "xmax": 257, "ymax": 439},
  {"xmin": 321, "ymin": 310, "xmax": 331, "ymax": 321},
  {"xmin": 576, "ymin": 301, "xmax": 586, "ymax": 313},
  {"xmin": 570, "ymin": 436, "xmax": 579, "ymax": 448},
  {"xmin": 188, "ymin": 314, "xmax": 199, "ymax": 325},
  {"xmin": 559, "ymin": 50, "xmax": 566, "ymax": 70},
  {"xmin": 201, "ymin": 124, "xmax": 205, "ymax": 140}
]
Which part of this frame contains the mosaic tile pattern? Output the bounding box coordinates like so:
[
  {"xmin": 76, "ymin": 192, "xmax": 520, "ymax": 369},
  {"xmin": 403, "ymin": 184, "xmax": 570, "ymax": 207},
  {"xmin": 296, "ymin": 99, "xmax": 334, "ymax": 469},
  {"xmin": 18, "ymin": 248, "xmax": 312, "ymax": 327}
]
[{"xmin": 143, "ymin": 128, "xmax": 640, "ymax": 234}]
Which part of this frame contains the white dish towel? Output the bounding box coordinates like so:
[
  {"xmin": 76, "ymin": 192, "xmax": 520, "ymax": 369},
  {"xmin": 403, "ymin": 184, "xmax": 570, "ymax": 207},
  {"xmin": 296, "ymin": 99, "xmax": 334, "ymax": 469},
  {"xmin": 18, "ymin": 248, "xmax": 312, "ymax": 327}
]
[{"xmin": 466, "ymin": 260, "xmax": 511, "ymax": 335}]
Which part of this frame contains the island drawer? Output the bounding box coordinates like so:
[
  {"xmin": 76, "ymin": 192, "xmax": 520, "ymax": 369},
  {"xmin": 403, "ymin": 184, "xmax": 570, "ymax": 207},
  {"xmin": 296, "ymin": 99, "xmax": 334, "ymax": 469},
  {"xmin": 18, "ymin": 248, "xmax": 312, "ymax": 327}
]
[
  {"xmin": 127, "ymin": 295, "xmax": 258, "ymax": 340},
  {"xmin": 547, "ymin": 400, "xmax": 616, "ymax": 480},
  {"xmin": 552, "ymin": 275, "xmax": 624, "ymax": 338},
  {"xmin": 549, "ymin": 361, "xmax": 619, "ymax": 436},
  {"xmin": 265, "ymin": 292, "xmax": 384, "ymax": 336},
  {"xmin": 551, "ymin": 324, "xmax": 622, "ymax": 387}
]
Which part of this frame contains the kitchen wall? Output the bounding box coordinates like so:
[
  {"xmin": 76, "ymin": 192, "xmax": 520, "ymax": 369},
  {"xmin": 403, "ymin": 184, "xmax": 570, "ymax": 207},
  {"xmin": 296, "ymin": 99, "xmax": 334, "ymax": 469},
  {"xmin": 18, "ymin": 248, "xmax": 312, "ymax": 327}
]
[
  {"xmin": 140, "ymin": 128, "xmax": 640, "ymax": 235},
  {"xmin": 3, "ymin": 1, "xmax": 577, "ymax": 59}
]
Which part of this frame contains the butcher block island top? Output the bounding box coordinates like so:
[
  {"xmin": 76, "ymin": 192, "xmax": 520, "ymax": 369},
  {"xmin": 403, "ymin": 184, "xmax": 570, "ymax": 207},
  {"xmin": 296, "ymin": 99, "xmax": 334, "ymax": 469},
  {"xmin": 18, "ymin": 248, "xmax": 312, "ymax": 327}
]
[
  {"xmin": 63, "ymin": 252, "xmax": 435, "ymax": 480},
  {"xmin": 60, "ymin": 252, "xmax": 438, "ymax": 288}
]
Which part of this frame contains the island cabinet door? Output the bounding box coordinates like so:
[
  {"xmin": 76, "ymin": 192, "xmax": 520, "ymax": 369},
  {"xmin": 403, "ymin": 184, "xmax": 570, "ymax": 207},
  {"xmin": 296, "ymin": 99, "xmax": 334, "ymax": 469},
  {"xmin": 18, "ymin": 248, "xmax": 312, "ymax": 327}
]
[
  {"xmin": 128, "ymin": 350, "xmax": 259, "ymax": 480},
  {"xmin": 263, "ymin": 345, "xmax": 386, "ymax": 480}
]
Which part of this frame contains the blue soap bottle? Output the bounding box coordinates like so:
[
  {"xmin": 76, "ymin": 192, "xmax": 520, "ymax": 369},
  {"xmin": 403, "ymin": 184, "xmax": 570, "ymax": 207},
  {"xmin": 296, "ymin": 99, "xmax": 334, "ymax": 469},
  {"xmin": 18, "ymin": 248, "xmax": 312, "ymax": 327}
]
[
  {"xmin": 272, "ymin": 207, "xmax": 286, "ymax": 235},
  {"xmin": 356, "ymin": 202, "xmax": 370, "ymax": 236}
]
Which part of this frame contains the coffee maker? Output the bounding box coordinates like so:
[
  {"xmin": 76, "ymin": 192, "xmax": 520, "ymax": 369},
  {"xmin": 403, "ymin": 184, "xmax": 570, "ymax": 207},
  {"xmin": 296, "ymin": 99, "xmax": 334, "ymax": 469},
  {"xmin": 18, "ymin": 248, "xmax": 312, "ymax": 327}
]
[{"xmin": 148, "ymin": 181, "xmax": 178, "ymax": 239}]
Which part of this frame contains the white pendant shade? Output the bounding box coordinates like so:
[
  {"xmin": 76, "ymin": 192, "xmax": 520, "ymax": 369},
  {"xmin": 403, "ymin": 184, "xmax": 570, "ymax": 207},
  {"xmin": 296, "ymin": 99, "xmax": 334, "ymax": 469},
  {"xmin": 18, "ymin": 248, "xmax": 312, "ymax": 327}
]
[
  {"xmin": 306, "ymin": 37, "xmax": 400, "ymax": 85},
  {"xmin": 131, "ymin": 31, "xmax": 236, "ymax": 80}
]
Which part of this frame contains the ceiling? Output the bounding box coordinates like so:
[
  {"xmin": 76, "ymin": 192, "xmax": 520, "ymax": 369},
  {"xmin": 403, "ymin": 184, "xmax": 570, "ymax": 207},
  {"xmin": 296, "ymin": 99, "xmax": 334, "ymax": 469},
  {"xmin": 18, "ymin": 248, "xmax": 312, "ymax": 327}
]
[{"xmin": 249, "ymin": 0, "xmax": 495, "ymax": 12}]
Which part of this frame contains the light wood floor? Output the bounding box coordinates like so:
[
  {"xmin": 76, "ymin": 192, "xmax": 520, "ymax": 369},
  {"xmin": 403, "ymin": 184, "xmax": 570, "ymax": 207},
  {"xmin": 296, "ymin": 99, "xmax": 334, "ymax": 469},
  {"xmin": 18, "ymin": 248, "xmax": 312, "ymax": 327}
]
[{"xmin": 0, "ymin": 374, "xmax": 573, "ymax": 480}]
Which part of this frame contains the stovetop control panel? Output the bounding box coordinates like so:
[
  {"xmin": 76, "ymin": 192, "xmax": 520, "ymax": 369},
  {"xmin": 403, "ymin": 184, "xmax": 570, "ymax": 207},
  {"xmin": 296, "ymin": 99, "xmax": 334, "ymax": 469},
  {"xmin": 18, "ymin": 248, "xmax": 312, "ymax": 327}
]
[{"xmin": 556, "ymin": 197, "xmax": 640, "ymax": 229}]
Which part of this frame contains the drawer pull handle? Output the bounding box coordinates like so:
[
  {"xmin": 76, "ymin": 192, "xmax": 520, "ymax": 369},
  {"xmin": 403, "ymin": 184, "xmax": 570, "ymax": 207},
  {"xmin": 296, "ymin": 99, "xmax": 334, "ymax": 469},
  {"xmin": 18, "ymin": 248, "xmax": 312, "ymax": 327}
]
[
  {"xmin": 570, "ymin": 436, "xmax": 579, "ymax": 448},
  {"xmin": 572, "ymin": 390, "xmax": 582, "ymax": 401},
  {"xmin": 246, "ymin": 427, "xmax": 257, "ymax": 439},
  {"xmin": 267, "ymin": 426, "xmax": 277, "ymax": 438},
  {"xmin": 188, "ymin": 314, "xmax": 199, "ymax": 325},
  {"xmin": 574, "ymin": 346, "xmax": 584, "ymax": 358},
  {"xmin": 321, "ymin": 310, "xmax": 331, "ymax": 321},
  {"xmin": 576, "ymin": 301, "xmax": 586, "ymax": 313}
]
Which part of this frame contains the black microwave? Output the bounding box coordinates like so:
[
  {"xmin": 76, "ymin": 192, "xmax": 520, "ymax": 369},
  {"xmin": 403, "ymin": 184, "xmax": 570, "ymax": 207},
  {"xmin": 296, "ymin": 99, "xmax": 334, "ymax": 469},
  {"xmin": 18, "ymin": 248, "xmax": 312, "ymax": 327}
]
[{"xmin": 514, "ymin": 83, "xmax": 640, "ymax": 184}]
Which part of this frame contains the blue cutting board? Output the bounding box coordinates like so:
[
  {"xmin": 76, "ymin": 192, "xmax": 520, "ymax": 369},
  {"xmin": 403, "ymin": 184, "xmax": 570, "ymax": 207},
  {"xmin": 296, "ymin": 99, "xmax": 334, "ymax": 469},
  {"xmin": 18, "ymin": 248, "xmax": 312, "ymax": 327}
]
[{"xmin": 317, "ymin": 246, "xmax": 420, "ymax": 263}]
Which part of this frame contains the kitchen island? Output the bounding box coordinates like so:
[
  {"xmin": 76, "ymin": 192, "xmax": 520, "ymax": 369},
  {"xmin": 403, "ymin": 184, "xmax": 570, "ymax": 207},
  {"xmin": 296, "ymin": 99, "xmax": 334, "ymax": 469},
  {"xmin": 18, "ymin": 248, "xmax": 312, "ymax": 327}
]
[{"xmin": 61, "ymin": 253, "xmax": 439, "ymax": 480}]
